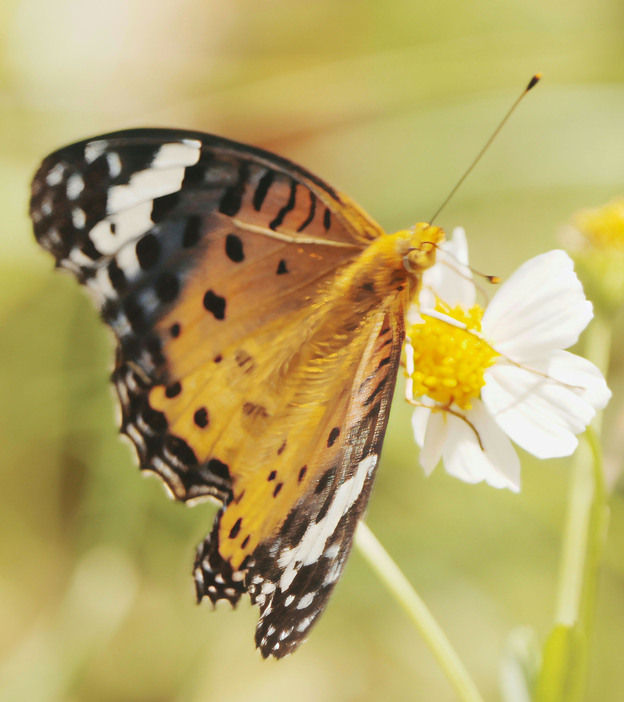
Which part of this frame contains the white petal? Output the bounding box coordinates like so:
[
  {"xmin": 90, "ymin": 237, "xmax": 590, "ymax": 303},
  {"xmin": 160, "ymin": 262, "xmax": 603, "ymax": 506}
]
[
  {"xmin": 420, "ymin": 227, "xmax": 476, "ymax": 309},
  {"xmin": 482, "ymin": 351, "xmax": 609, "ymax": 459},
  {"xmin": 411, "ymin": 405, "xmax": 429, "ymax": 447},
  {"xmin": 413, "ymin": 408, "xmax": 447, "ymax": 475},
  {"xmin": 482, "ymin": 250, "xmax": 593, "ymax": 361},
  {"xmin": 547, "ymin": 350, "xmax": 611, "ymax": 411},
  {"xmin": 441, "ymin": 401, "xmax": 521, "ymax": 491}
]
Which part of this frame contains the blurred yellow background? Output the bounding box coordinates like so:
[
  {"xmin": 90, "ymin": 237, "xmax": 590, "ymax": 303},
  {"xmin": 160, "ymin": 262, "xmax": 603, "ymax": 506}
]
[{"xmin": 1, "ymin": 1, "xmax": 623, "ymax": 700}]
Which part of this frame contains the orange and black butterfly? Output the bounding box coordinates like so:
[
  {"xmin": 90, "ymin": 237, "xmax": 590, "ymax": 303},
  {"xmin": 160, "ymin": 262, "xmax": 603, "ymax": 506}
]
[{"xmin": 30, "ymin": 129, "xmax": 443, "ymax": 658}]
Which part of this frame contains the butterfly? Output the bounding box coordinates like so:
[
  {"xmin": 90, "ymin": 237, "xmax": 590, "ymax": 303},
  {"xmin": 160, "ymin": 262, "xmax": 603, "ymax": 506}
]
[{"xmin": 29, "ymin": 128, "xmax": 443, "ymax": 658}]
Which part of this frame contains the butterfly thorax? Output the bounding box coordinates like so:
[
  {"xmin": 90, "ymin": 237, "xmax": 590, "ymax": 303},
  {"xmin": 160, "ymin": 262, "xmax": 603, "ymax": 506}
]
[{"xmin": 330, "ymin": 222, "xmax": 444, "ymax": 311}]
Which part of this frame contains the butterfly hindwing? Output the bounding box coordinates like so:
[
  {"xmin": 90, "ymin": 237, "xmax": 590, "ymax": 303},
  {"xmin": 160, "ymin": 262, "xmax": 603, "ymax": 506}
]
[
  {"xmin": 251, "ymin": 307, "xmax": 405, "ymax": 657},
  {"xmin": 192, "ymin": 303, "xmax": 405, "ymax": 657}
]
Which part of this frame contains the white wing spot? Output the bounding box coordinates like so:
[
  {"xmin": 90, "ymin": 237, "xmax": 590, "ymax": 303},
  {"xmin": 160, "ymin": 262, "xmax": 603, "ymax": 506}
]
[
  {"xmin": 278, "ymin": 454, "xmax": 378, "ymax": 592},
  {"xmin": 89, "ymin": 208, "xmax": 153, "ymax": 261},
  {"xmin": 66, "ymin": 173, "xmax": 85, "ymax": 200},
  {"xmin": 41, "ymin": 195, "xmax": 53, "ymax": 216},
  {"xmin": 261, "ymin": 582, "xmax": 276, "ymax": 595},
  {"xmin": 296, "ymin": 615, "xmax": 313, "ymax": 633},
  {"xmin": 107, "ymin": 167, "xmax": 186, "ymax": 213},
  {"xmin": 124, "ymin": 422, "xmax": 144, "ymax": 448},
  {"xmin": 323, "ymin": 559, "xmax": 343, "ymax": 586},
  {"xmin": 296, "ymin": 592, "xmax": 315, "ymax": 610},
  {"xmin": 324, "ymin": 543, "xmax": 340, "ymax": 559},
  {"xmin": 284, "ymin": 595, "xmax": 295, "ymax": 607},
  {"xmin": 72, "ymin": 208, "xmax": 86, "ymax": 229},
  {"xmin": 107, "ymin": 152, "xmax": 122, "ymax": 177},
  {"xmin": 114, "ymin": 244, "xmax": 141, "ymax": 279},
  {"xmin": 85, "ymin": 140, "xmax": 108, "ymax": 163},
  {"xmin": 46, "ymin": 227, "xmax": 62, "ymax": 246},
  {"xmin": 46, "ymin": 162, "xmax": 65, "ymax": 186},
  {"xmin": 152, "ymin": 140, "xmax": 202, "ymax": 168}
]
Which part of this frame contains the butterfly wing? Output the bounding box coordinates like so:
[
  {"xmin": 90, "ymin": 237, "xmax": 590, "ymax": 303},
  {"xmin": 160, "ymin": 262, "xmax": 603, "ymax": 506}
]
[
  {"xmin": 30, "ymin": 128, "xmax": 409, "ymax": 658},
  {"xmin": 30, "ymin": 129, "xmax": 383, "ymax": 499},
  {"xmin": 191, "ymin": 300, "xmax": 406, "ymax": 658},
  {"xmin": 249, "ymin": 306, "xmax": 405, "ymax": 657}
]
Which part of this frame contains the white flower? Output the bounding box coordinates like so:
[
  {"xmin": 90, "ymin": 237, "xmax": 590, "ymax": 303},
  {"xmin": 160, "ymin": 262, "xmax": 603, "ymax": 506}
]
[{"xmin": 407, "ymin": 228, "xmax": 611, "ymax": 492}]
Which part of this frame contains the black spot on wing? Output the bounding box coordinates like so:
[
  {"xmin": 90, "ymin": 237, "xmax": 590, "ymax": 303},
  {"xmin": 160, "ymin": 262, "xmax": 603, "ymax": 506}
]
[
  {"xmin": 165, "ymin": 435, "xmax": 197, "ymax": 465},
  {"xmin": 323, "ymin": 207, "xmax": 331, "ymax": 231},
  {"xmin": 219, "ymin": 161, "xmax": 249, "ymax": 217},
  {"xmin": 269, "ymin": 179, "xmax": 297, "ymax": 230},
  {"xmin": 182, "ymin": 215, "xmax": 202, "ymax": 248},
  {"xmin": 297, "ymin": 190, "xmax": 316, "ymax": 232},
  {"xmin": 253, "ymin": 169, "xmax": 275, "ymax": 211},
  {"xmin": 165, "ymin": 381, "xmax": 181, "ymax": 398},
  {"xmin": 206, "ymin": 458, "xmax": 230, "ymax": 483},
  {"xmin": 136, "ymin": 233, "xmax": 160, "ymax": 269},
  {"xmin": 315, "ymin": 467, "xmax": 335, "ymax": 495},
  {"xmin": 225, "ymin": 233, "xmax": 244, "ymax": 262},
  {"xmin": 327, "ymin": 427, "xmax": 340, "ymax": 447},
  {"xmin": 107, "ymin": 259, "xmax": 127, "ymax": 292},
  {"xmin": 203, "ymin": 290, "xmax": 226, "ymax": 320},
  {"xmin": 229, "ymin": 518, "xmax": 242, "ymax": 539},
  {"xmin": 155, "ymin": 272, "xmax": 179, "ymax": 303},
  {"xmin": 194, "ymin": 407, "xmax": 209, "ymax": 428},
  {"xmin": 151, "ymin": 191, "xmax": 181, "ymax": 222}
]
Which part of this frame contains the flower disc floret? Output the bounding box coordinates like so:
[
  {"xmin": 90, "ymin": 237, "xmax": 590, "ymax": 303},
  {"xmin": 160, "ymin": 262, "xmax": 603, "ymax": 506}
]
[{"xmin": 408, "ymin": 304, "xmax": 499, "ymax": 411}]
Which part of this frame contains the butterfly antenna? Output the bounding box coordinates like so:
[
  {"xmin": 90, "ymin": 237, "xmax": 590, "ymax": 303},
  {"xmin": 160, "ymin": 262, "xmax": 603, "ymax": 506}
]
[{"xmin": 429, "ymin": 73, "xmax": 542, "ymax": 225}]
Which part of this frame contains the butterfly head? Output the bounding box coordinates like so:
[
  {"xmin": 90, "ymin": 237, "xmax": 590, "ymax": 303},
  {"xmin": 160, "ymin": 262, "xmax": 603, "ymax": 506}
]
[{"xmin": 402, "ymin": 222, "xmax": 445, "ymax": 275}]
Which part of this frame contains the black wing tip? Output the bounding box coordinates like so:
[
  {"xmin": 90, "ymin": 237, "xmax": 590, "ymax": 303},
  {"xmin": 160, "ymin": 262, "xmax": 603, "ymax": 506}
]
[
  {"xmin": 255, "ymin": 624, "xmax": 304, "ymax": 660},
  {"xmin": 193, "ymin": 515, "xmax": 247, "ymax": 608}
]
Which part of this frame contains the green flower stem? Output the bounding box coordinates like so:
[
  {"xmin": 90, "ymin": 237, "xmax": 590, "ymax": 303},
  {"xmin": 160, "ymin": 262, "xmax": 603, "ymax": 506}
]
[
  {"xmin": 355, "ymin": 521, "xmax": 485, "ymax": 702},
  {"xmin": 542, "ymin": 315, "xmax": 611, "ymax": 702}
]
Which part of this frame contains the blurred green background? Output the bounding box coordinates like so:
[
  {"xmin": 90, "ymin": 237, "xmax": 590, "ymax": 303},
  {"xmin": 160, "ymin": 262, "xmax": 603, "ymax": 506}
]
[{"xmin": 1, "ymin": 1, "xmax": 623, "ymax": 700}]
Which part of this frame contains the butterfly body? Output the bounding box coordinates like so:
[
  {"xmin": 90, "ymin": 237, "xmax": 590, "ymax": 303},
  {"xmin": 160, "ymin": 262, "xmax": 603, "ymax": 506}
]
[{"xmin": 30, "ymin": 128, "xmax": 442, "ymax": 658}]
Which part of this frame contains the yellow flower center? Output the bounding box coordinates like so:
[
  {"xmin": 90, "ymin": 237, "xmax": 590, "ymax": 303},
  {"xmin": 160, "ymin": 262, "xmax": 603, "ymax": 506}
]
[
  {"xmin": 407, "ymin": 303, "xmax": 500, "ymax": 411},
  {"xmin": 574, "ymin": 198, "xmax": 624, "ymax": 251}
]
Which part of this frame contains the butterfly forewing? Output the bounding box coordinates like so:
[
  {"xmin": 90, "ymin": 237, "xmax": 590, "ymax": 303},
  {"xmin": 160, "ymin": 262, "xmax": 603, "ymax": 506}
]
[
  {"xmin": 30, "ymin": 128, "xmax": 418, "ymax": 658},
  {"xmin": 30, "ymin": 129, "xmax": 383, "ymax": 497}
]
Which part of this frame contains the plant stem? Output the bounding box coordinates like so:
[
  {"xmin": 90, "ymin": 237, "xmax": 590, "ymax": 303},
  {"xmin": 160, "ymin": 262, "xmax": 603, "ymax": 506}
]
[
  {"xmin": 547, "ymin": 315, "xmax": 611, "ymax": 701},
  {"xmin": 355, "ymin": 521, "xmax": 485, "ymax": 702}
]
